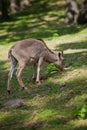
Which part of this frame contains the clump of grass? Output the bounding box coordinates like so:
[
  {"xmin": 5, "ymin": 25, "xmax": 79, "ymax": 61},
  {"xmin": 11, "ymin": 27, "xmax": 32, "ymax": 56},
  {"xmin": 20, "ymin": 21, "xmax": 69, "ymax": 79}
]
[{"xmin": 78, "ymin": 104, "xmax": 87, "ymax": 119}]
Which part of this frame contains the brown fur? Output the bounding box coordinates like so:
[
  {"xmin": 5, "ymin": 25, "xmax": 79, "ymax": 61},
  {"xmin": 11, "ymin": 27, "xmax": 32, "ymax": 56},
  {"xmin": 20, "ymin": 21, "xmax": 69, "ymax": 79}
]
[{"xmin": 7, "ymin": 38, "xmax": 64, "ymax": 94}]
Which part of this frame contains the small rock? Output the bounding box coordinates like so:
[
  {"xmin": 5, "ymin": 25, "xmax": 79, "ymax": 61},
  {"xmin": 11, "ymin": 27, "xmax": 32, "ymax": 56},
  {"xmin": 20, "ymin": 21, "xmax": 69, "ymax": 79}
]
[{"xmin": 3, "ymin": 99, "xmax": 24, "ymax": 107}]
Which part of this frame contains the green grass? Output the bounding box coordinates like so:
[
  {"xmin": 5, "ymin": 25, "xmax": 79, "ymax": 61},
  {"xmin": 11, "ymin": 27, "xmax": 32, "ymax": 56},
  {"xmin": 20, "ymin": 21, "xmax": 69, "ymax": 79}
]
[{"xmin": 0, "ymin": 0, "xmax": 87, "ymax": 130}]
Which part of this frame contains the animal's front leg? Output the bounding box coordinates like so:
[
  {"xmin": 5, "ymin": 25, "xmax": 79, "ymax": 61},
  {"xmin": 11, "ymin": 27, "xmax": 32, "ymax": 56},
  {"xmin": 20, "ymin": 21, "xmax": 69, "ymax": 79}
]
[{"xmin": 36, "ymin": 57, "xmax": 43, "ymax": 84}]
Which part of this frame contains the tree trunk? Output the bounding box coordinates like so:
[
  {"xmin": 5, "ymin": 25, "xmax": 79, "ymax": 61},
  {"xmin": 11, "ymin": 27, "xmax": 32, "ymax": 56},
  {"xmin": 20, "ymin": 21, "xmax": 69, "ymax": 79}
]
[
  {"xmin": 77, "ymin": 0, "xmax": 87, "ymax": 24},
  {"xmin": 10, "ymin": 0, "xmax": 19, "ymax": 13},
  {"xmin": 20, "ymin": 0, "xmax": 30, "ymax": 9},
  {"xmin": 65, "ymin": 0, "xmax": 79, "ymax": 24},
  {"xmin": 10, "ymin": 0, "xmax": 30, "ymax": 13},
  {"xmin": 0, "ymin": 0, "xmax": 9, "ymax": 20}
]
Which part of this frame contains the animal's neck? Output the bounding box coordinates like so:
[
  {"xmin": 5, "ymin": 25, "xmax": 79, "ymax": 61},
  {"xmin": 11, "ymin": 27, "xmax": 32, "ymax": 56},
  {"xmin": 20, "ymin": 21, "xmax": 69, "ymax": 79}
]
[{"xmin": 45, "ymin": 50, "xmax": 56, "ymax": 63}]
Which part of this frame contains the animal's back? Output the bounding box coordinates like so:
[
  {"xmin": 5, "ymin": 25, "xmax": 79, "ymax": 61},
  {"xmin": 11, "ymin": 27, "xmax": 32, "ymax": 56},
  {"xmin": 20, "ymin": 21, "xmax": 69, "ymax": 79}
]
[{"xmin": 8, "ymin": 39, "xmax": 47, "ymax": 61}]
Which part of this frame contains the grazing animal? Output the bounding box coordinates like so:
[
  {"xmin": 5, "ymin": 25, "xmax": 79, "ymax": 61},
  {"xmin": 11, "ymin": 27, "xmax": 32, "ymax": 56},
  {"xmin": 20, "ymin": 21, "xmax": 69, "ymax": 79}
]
[{"xmin": 7, "ymin": 38, "xmax": 64, "ymax": 94}]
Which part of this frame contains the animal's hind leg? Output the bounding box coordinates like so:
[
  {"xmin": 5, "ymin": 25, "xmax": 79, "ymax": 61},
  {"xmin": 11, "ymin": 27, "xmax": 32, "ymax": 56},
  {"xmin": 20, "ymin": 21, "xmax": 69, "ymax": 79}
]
[
  {"xmin": 16, "ymin": 63, "xmax": 27, "ymax": 90},
  {"xmin": 7, "ymin": 57, "xmax": 17, "ymax": 95}
]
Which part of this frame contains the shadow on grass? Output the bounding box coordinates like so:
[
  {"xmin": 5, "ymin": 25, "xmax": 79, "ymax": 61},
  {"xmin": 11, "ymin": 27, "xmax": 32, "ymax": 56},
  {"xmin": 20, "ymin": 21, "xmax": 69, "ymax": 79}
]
[
  {"xmin": 0, "ymin": 54, "xmax": 87, "ymax": 130},
  {"xmin": 0, "ymin": 25, "xmax": 86, "ymax": 46},
  {"xmin": 0, "ymin": 0, "xmax": 87, "ymax": 45},
  {"xmin": 54, "ymin": 40, "xmax": 87, "ymax": 68},
  {"xmin": 64, "ymin": 51, "xmax": 87, "ymax": 68},
  {"xmin": 56, "ymin": 40, "xmax": 87, "ymax": 51},
  {"xmin": 0, "ymin": 75, "xmax": 87, "ymax": 130},
  {"xmin": 0, "ymin": 60, "xmax": 9, "ymax": 100},
  {"xmin": 73, "ymin": 126, "xmax": 87, "ymax": 130},
  {"xmin": 0, "ymin": 109, "xmax": 71, "ymax": 130}
]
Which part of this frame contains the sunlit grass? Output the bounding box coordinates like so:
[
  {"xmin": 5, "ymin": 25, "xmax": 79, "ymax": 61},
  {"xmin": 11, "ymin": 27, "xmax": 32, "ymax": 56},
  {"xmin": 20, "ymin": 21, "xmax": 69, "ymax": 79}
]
[{"xmin": 69, "ymin": 119, "xmax": 87, "ymax": 129}]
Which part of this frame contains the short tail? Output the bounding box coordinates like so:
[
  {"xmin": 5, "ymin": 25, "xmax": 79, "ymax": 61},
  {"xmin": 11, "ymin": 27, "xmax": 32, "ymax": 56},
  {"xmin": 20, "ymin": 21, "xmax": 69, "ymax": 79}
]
[
  {"xmin": 8, "ymin": 45, "xmax": 15, "ymax": 59},
  {"xmin": 8, "ymin": 48, "xmax": 18, "ymax": 79},
  {"xmin": 8, "ymin": 49, "xmax": 12, "ymax": 59}
]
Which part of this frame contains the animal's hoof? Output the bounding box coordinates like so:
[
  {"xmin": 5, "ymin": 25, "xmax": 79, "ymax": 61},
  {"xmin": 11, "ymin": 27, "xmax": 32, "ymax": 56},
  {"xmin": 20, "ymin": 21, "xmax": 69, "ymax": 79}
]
[
  {"xmin": 7, "ymin": 90, "xmax": 10, "ymax": 95},
  {"xmin": 7, "ymin": 90, "xmax": 11, "ymax": 98},
  {"xmin": 35, "ymin": 81, "xmax": 41, "ymax": 85},
  {"xmin": 21, "ymin": 86, "xmax": 28, "ymax": 90},
  {"xmin": 21, "ymin": 87, "xmax": 25, "ymax": 90}
]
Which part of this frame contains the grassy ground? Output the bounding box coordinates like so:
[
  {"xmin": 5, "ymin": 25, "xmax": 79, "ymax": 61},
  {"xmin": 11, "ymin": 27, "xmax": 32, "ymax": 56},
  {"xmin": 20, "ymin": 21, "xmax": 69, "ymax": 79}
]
[{"xmin": 0, "ymin": 0, "xmax": 87, "ymax": 130}]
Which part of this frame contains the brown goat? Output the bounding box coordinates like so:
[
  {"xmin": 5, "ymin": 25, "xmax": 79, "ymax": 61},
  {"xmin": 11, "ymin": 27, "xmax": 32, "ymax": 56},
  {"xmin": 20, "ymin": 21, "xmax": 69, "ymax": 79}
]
[{"xmin": 7, "ymin": 38, "xmax": 64, "ymax": 94}]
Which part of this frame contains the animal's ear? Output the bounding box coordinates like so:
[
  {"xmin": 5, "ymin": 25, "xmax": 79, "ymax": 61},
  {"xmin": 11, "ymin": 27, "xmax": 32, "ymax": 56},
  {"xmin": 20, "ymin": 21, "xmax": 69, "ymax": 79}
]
[
  {"xmin": 58, "ymin": 51, "xmax": 63, "ymax": 58},
  {"xmin": 61, "ymin": 50, "xmax": 63, "ymax": 56},
  {"xmin": 58, "ymin": 52, "xmax": 61, "ymax": 58}
]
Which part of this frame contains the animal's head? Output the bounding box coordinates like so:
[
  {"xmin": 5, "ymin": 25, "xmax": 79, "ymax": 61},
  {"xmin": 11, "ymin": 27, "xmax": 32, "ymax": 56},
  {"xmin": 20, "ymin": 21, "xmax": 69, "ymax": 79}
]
[{"xmin": 54, "ymin": 51, "xmax": 64, "ymax": 71}]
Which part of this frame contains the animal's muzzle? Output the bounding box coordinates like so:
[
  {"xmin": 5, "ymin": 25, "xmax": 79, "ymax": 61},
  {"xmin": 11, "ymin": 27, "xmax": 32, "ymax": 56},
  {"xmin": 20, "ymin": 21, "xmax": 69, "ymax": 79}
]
[{"xmin": 59, "ymin": 66, "xmax": 64, "ymax": 71}]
